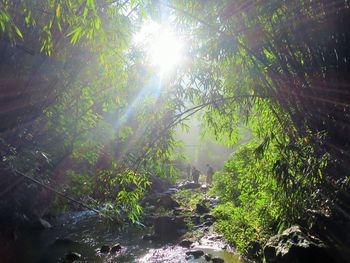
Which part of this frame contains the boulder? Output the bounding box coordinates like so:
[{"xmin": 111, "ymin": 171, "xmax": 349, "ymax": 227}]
[
  {"xmin": 142, "ymin": 234, "xmax": 154, "ymax": 241},
  {"xmin": 179, "ymin": 239, "xmax": 194, "ymax": 248},
  {"xmin": 203, "ymin": 220, "xmax": 214, "ymax": 227},
  {"xmin": 165, "ymin": 187, "xmax": 178, "ymax": 194},
  {"xmin": 204, "ymin": 253, "xmax": 212, "ymax": 261},
  {"xmin": 196, "ymin": 203, "xmax": 210, "ymax": 214},
  {"xmin": 65, "ymin": 252, "xmax": 81, "ymax": 261},
  {"xmin": 186, "ymin": 250, "xmax": 204, "ymax": 259},
  {"xmin": 246, "ymin": 240, "xmax": 262, "ymax": 261},
  {"xmin": 173, "ymin": 208, "xmax": 186, "ymax": 216},
  {"xmin": 147, "ymin": 176, "xmax": 169, "ymax": 193},
  {"xmin": 191, "ymin": 215, "xmax": 201, "ymax": 225},
  {"xmin": 142, "ymin": 193, "xmax": 180, "ymax": 210},
  {"xmin": 110, "ymin": 244, "xmax": 122, "ymax": 253},
  {"xmin": 203, "ymin": 214, "xmax": 215, "ymax": 221},
  {"xmin": 264, "ymin": 225, "xmax": 332, "ymax": 263},
  {"xmin": 31, "ymin": 217, "xmax": 52, "ymax": 230},
  {"xmin": 100, "ymin": 245, "xmax": 110, "ymax": 253},
  {"xmin": 212, "ymin": 258, "xmax": 225, "ymax": 263},
  {"xmin": 153, "ymin": 216, "xmax": 185, "ymax": 240}
]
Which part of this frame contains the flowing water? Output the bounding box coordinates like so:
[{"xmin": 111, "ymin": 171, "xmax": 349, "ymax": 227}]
[{"xmin": 12, "ymin": 210, "xmax": 242, "ymax": 263}]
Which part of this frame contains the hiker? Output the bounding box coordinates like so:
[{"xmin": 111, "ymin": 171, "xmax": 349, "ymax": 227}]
[
  {"xmin": 192, "ymin": 166, "xmax": 200, "ymax": 184},
  {"xmin": 206, "ymin": 164, "xmax": 214, "ymax": 185},
  {"xmin": 186, "ymin": 163, "xmax": 192, "ymax": 180}
]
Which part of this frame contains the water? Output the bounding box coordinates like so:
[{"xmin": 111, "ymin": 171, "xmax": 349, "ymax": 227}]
[{"xmin": 12, "ymin": 211, "xmax": 242, "ymax": 263}]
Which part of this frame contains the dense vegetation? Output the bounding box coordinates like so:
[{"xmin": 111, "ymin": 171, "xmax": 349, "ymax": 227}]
[{"xmin": 1, "ymin": 0, "xmax": 350, "ymax": 261}]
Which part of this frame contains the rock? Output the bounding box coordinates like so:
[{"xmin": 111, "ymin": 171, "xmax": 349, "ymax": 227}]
[
  {"xmin": 110, "ymin": 244, "xmax": 122, "ymax": 253},
  {"xmin": 201, "ymin": 184, "xmax": 209, "ymax": 190},
  {"xmin": 65, "ymin": 252, "xmax": 81, "ymax": 261},
  {"xmin": 154, "ymin": 216, "xmax": 185, "ymax": 240},
  {"xmin": 147, "ymin": 176, "xmax": 169, "ymax": 193},
  {"xmin": 185, "ymin": 250, "xmax": 204, "ymax": 259},
  {"xmin": 142, "ymin": 193, "xmax": 180, "ymax": 210},
  {"xmin": 142, "ymin": 234, "xmax": 154, "ymax": 241},
  {"xmin": 204, "ymin": 195, "xmax": 220, "ymax": 207},
  {"xmin": 32, "ymin": 217, "xmax": 52, "ymax": 230},
  {"xmin": 165, "ymin": 187, "xmax": 178, "ymax": 194},
  {"xmin": 203, "ymin": 214, "xmax": 215, "ymax": 221},
  {"xmin": 212, "ymin": 257, "xmax": 225, "ymax": 263},
  {"xmin": 246, "ymin": 241, "xmax": 262, "ymax": 261},
  {"xmin": 178, "ymin": 182, "xmax": 201, "ymax": 190},
  {"xmin": 204, "ymin": 253, "xmax": 212, "ymax": 261},
  {"xmin": 173, "ymin": 208, "xmax": 185, "ymax": 216},
  {"xmin": 203, "ymin": 220, "xmax": 214, "ymax": 226},
  {"xmin": 100, "ymin": 245, "xmax": 110, "ymax": 253},
  {"xmin": 179, "ymin": 239, "xmax": 194, "ymax": 248},
  {"xmin": 196, "ymin": 203, "xmax": 210, "ymax": 214},
  {"xmin": 191, "ymin": 215, "xmax": 201, "ymax": 225},
  {"xmin": 264, "ymin": 225, "xmax": 332, "ymax": 263}
]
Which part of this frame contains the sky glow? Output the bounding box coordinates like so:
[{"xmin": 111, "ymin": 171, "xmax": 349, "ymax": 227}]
[{"xmin": 133, "ymin": 20, "xmax": 184, "ymax": 76}]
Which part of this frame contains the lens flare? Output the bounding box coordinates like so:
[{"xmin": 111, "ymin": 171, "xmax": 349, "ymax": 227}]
[{"xmin": 134, "ymin": 20, "xmax": 184, "ymax": 76}]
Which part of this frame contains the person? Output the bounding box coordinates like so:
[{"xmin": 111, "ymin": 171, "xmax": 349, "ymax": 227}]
[
  {"xmin": 186, "ymin": 163, "xmax": 191, "ymax": 181},
  {"xmin": 192, "ymin": 166, "xmax": 200, "ymax": 184},
  {"xmin": 206, "ymin": 164, "xmax": 214, "ymax": 185}
]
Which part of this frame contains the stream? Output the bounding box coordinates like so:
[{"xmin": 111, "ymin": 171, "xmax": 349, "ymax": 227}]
[{"xmin": 12, "ymin": 186, "xmax": 242, "ymax": 263}]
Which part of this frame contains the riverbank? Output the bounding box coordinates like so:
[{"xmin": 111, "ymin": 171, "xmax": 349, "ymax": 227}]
[{"xmin": 7, "ymin": 182, "xmax": 241, "ymax": 263}]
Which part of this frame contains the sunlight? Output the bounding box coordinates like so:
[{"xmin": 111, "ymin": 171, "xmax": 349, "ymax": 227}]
[{"xmin": 133, "ymin": 20, "xmax": 184, "ymax": 76}]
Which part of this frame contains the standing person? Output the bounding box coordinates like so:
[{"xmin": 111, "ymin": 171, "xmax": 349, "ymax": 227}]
[
  {"xmin": 186, "ymin": 163, "xmax": 191, "ymax": 181},
  {"xmin": 192, "ymin": 166, "xmax": 200, "ymax": 184},
  {"xmin": 206, "ymin": 164, "xmax": 214, "ymax": 185}
]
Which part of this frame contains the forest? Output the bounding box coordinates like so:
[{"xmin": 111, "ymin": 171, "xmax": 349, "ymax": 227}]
[{"xmin": 0, "ymin": 0, "xmax": 350, "ymax": 262}]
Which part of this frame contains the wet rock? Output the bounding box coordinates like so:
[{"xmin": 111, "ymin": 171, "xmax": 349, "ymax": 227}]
[
  {"xmin": 186, "ymin": 250, "xmax": 204, "ymax": 259},
  {"xmin": 204, "ymin": 220, "xmax": 214, "ymax": 227},
  {"xmin": 204, "ymin": 253, "xmax": 212, "ymax": 261},
  {"xmin": 30, "ymin": 217, "xmax": 52, "ymax": 230},
  {"xmin": 175, "ymin": 216, "xmax": 188, "ymax": 229},
  {"xmin": 142, "ymin": 215, "xmax": 156, "ymax": 227},
  {"xmin": 203, "ymin": 214, "xmax": 215, "ymax": 221},
  {"xmin": 179, "ymin": 239, "xmax": 194, "ymax": 248},
  {"xmin": 100, "ymin": 245, "xmax": 110, "ymax": 253},
  {"xmin": 110, "ymin": 243, "xmax": 122, "ymax": 253},
  {"xmin": 165, "ymin": 187, "xmax": 178, "ymax": 194},
  {"xmin": 208, "ymin": 234, "xmax": 223, "ymax": 241},
  {"xmin": 142, "ymin": 234, "xmax": 154, "ymax": 241},
  {"xmin": 154, "ymin": 216, "xmax": 184, "ymax": 240},
  {"xmin": 65, "ymin": 252, "xmax": 81, "ymax": 261},
  {"xmin": 173, "ymin": 208, "xmax": 185, "ymax": 216},
  {"xmin": 196, "ymin": 203, "xmax": 210, "ymax": 214},
  {"xmin": 178, "ymin": 182, "xmax": 201, "ymax": 190},
  {"xmin": 142, "ymin": 193, "xmax": 180, "ymax": 210},
  {"xmin": 201, "ymin": 185, "xmax": 209, "ymax": 191},
  {"xmin": 212, "ymin": 257, "xmax": 225, "ymax": 263},
  {"xmin": 204, "ymin": 195, "xmax": 220, "ymax": 208},
  {"xmin": 246, "ymin": 240, "xmax": 262, "ymax": 261},
  {"xmin": 147, "ymin": 176, "xmax": 169, "ymax": 193},
  {"xmin": 191, "ymin": 215, "xmax": 201, "ymax": 225},
  {"xmin": 264, "ymin": 225, "xmax": 332, "ymax": 263}
]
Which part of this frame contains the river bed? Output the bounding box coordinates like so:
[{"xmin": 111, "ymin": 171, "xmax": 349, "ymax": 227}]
[{"xmin": 12, "ymin": 210, "xmax": 242, "ymax": 263}]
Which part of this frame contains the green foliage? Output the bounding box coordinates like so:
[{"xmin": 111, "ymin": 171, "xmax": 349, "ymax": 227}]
[
  {"xmin": 174, "ymin": 189, "xmax": 203, "ymax": 210},
  {"xmin": 211, "ymin": 134, "xmax": 329, "ymax": 255},
  {"xmin": 1, "ymin": 2, "xmax": 349, "ymax": 251}
]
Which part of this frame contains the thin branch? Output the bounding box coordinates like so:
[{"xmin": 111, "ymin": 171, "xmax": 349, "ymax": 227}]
[{"xmin": 13, "ymin": 169, "xmax": 100, "ymax": 214}]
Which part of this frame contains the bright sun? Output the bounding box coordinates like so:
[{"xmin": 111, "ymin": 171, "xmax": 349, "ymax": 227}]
[{"xmin": 133, "ymin": 21, "xmax": 184, "ymax": 75}]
